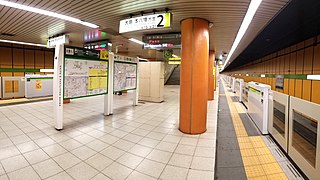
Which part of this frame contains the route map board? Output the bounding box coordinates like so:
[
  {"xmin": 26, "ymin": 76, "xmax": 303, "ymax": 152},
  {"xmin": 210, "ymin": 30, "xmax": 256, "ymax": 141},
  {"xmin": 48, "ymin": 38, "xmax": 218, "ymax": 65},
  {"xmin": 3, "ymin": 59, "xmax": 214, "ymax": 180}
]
[
  {"xmin": 114, "ymin": 62, "xmax": 137, "ymax": 92},
  {"xmin": 63, "ymin": 46, "xmax": 108, "ymax": 99}
]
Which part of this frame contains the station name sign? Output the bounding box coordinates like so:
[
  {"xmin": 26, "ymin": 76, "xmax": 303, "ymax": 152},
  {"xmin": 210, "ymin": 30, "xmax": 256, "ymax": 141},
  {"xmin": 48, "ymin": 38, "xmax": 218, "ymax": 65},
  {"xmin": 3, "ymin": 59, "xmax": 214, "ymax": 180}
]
[
  {"xmin": 47, "ymin": 35, "xmax": 69, "ymax": 48},
  {"xmin": 119, "ymin": 13, "xmax": 171, "ymax": 33}
]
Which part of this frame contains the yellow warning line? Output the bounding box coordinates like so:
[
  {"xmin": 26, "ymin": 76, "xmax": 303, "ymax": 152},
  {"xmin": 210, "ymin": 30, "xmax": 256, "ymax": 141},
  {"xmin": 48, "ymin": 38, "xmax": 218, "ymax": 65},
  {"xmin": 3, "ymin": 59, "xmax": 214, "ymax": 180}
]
[{"xmin": 222, "ymin": 81, "xmax": 288, "ymax": 180}]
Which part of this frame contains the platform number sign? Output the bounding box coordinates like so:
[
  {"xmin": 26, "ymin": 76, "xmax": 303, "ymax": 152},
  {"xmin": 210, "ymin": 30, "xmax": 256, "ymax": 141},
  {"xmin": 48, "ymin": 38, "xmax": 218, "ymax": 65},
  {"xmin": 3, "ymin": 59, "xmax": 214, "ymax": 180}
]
[{"xmin": 119, "ymin": 13, "xmax": 171, "ymax": 33}]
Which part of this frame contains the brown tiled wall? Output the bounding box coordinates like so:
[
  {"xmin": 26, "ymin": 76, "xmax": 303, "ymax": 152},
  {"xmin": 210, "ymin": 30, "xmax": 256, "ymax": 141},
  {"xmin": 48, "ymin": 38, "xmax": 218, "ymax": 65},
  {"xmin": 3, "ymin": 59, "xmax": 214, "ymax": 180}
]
[
  {"xmin": 225, "ymin": 35, "xmax": 320, "ymax": 104},
  {"xmin": 0, "ymin": 42, "xmax": 54, "ymax": 76}
]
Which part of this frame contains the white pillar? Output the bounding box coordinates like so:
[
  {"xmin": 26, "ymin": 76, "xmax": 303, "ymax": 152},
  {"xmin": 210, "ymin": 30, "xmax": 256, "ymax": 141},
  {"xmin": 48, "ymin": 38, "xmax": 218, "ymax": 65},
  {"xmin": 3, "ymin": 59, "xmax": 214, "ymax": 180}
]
[{"xmin": 53, "ymin": 45, "xmax": 64, "ymax": 130}]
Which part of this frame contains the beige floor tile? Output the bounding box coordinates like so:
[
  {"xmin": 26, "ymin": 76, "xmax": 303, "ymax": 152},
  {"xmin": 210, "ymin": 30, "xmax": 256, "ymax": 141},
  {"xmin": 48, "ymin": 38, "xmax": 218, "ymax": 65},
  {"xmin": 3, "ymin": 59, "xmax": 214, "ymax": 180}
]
[
  {"xmin": 0, "ymin": 164, "xmax": 4, "ymax": 175},
  {"xmin": 117, "ymin": 153, "xmax": 144, "ymax": 169},
  {"xmin": 91, "ymin": 173, "xmax": 112, "ymax": 180},
  {"xmin": 146, "ymin": 132, "xmax": 166, "ymax": 141},
  {"xmin": 66, "ymin": 162, "xmax": 99, "ymax": 180},
  {"xmin": 162, "ymin": 135, "xmax": 182, "ymax": 143},
  {"xmin": 73, "ymin": 134, "xmax": 95, "ymax": 144},
  {"xmin": 156, "ymin": 141, "xmax": 178, "ymax": 152},
  {"xmin": 53, "ymin": 152, "xmax": 81, "ymax": 170},
  {"xmin": 10, "ymin": 135, "xmax": 31, "ymax": 145},
  {"xmin": 0, "ymin": 175, "xmax": 8, "ymax": 180},
  {"xmin": 101, "ymin": 146, "xmax": 125, "ymax": 160},
  {"xmin": 146, "ymin": 149, "xmax": 172, "ymax": 164},
  {"xmin": 136, "ymin": 159, "xmax": 166, "ymax": 178},
  {"xmin": 113, "ymin": 139, "xmax": 135, "ymax": 151},
  {"xmin": 7, "ymin": 166, "xmax": 40, "ymax": 180},
  {"xmin": 191, "ymin": 156, "xmax": 214, "ymax": 171},
  {"xmin": 86, "ymin": 153, "xmax": 113, "ymax": 171},
  {"xmin": 86, "ymin": 139, "xmax": 109, "ymax": 152},
  {"xmin": 128, "ymin": 144, "xmax": 153, "ymax": 157},
  {"xmin": 160, "ymin": 165, "xmax": 189, "ymax": 180},
  {"xmin": 71, "ymin": 146, "xmax": 96, "ymax": 160},
  {"xmin": 102, "ymin": 162, "xmax": 133, "ymax": 180},
  {"xmin": 59, "ymin": 139, "xmax": 82, "ymax": 151},
  {"xmin": 180, "ymin": 137, "xmax": 198, "ymax": 146},
  {"xmin": 187, "ymin": 169, "xmax": 214, "ymax": 180},
  {"xmin": 100, "ymin": 134, "xmax": 120, "ymax": 144},
  {"xmin": 194, "ymin": 147, "xmax": 215, "ymax": 158},
  {"xmin": 123, "ymin": 134, "xmax": 144, "ymax": 143},
  {"xmin": 1, "ymin": 155, "xmax": 29, "ymax": 173},
  {"xmin": 42, "ymin": 144, "xmax": 67, "ymax": 157},
  {"xmin": 34, "ymin": 137, "xmax": 56, "ymax": 148},
  {"xmin": 23, "ymin": 149, "xmax": 50, "ymax": 164},
  {"xmin": 174, "ymin": 144, "xmax": 196, "ymax": 155},
  {"xmin": 46, "ymin": 172, "xmax": 73, "ymax": 180},
  {"xmin": 138, "ymin": 137, "xmax": 160, "ymax": 148},
  {"xmin": 0, "ymin": 146, "xmax": 20, "ymax": 160},
  {"xmin": 127, "ymin": 171, "xmax": 156, "ymax": 180},
  {"xmin": 32, "ymin": 159, "xmax": 63, "ymax": 179},
  {"xmin": 168, "ymin": 153, "xmax": 193, "ymax": 168},
  {"xmin": 16, "ymin": 141, "xmax": 39, "ymax": 154}
]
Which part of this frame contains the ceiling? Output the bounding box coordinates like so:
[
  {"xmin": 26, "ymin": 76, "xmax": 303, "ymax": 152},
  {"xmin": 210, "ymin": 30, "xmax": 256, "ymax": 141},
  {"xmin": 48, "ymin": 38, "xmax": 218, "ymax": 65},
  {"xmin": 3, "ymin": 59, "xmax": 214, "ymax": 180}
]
[
  {"xmin": 0, "ymin": 0, "xmax": 289, "ymax": 60},
  {"xmin": 224, "ymin": 0, "xmax": 320, "ymax": 71}
]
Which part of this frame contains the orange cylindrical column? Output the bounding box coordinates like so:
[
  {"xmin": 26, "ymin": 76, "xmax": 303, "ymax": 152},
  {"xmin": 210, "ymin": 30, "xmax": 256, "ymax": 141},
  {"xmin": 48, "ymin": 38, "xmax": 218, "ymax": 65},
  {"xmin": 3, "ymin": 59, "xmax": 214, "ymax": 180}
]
[
  {"xmin": 179, "ymin": 18, "xmax": 209, "ymax": 134},
  {"xmin": 208, "ymin": 51, "xmax": 215, "ymax": 100}
]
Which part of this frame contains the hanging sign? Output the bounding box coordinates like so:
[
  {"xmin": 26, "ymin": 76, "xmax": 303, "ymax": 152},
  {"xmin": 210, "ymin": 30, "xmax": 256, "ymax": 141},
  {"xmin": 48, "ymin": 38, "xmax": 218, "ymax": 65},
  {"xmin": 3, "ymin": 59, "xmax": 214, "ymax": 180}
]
[
  {"xmin": 47, "ymin": 35, "xmax": 69, "ymax": 48},
  {"xmin": 119, "ymin": 13, "xmax": 171, "ymax": 33}
]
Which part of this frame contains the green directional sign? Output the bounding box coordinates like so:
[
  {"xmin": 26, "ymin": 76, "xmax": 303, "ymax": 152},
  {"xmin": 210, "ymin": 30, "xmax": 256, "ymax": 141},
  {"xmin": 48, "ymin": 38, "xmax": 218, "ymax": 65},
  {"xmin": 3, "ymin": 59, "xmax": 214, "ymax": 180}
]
[{"xmin": 164, "ymin": 49, "xmax": 173, "ymax": 59}]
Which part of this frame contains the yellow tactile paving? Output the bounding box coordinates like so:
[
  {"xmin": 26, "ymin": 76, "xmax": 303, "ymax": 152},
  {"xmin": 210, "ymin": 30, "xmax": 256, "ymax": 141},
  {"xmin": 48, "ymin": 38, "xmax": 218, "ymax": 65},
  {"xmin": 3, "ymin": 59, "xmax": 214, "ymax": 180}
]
[
  {"xmin": 248, "ymin": 176, "xmax": 268, "ymax": 180},
  {"xmin": 222, "ymin": 81, "xmax": 288, "ymax": 180},
  {"xmin": 242, "ymin": 156, "xmax": 261, "ymax": 166},
  {"xmin": 240, "ymin": 148, "xmax": 257, "ymax": 157},
  {"xmin": 255, "ymin": 147, "xmax": 273, "ymax": 156},
  {"xmin": 261, "ymin": 163, "xmax": 284, "ymax": 175},
  {"xmin": 244, "ymin": 165, "xmax": 266, "ymax": 178},
  {"xmin": 267, "ymin": 173, "xmax": 288, "ymax": 180}
]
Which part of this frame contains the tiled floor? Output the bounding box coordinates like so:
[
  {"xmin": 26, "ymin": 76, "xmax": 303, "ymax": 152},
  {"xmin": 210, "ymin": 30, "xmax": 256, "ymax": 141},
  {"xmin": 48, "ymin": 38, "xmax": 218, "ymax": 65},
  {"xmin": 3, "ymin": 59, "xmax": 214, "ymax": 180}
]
[{"xmin": 0, "ymin": 85, "xmax": 218, "ymax": 180}]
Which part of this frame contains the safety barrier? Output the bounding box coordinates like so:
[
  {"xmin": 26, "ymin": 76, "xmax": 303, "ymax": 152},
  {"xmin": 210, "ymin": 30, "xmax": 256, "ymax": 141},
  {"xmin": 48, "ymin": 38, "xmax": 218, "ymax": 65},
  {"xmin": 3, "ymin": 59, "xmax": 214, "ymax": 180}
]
[{"xmin": 1, "ymin": 77, "xmax": 25, "ymax": 99}]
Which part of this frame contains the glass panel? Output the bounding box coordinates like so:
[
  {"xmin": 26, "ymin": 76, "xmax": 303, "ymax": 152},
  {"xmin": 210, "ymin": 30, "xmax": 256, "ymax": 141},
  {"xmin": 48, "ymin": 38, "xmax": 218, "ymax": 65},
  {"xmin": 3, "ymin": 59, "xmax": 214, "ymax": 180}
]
[
  {"xmin": 273, "ymin": 101, "xmax": 286, "ymax": 137},
  {"xmin": 292, "ymin": 110, "xmax": 318, "ymax": 167}
]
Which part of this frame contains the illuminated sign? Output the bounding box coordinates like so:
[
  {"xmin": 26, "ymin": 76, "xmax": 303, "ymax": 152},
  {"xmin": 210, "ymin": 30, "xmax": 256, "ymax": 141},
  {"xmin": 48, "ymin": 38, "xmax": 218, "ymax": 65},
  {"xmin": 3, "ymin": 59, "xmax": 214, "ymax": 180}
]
[
  {"xmin": 143, "ymin": 33, "xmax": 180, "ymax": 49},
  {"xmin": 119, "ymin": 13, "xmax": 171, "ymax": 33},
  {"xmin": 169, "ymin": 57, "xmax": 181, "ymax": 61},
  {"xmin": 168, "ymin": 60, "xmax": 181, "ymax": 65},
  {"xmin": 47, "ymin": 35, "xmax": 69, "ymax": 48}
]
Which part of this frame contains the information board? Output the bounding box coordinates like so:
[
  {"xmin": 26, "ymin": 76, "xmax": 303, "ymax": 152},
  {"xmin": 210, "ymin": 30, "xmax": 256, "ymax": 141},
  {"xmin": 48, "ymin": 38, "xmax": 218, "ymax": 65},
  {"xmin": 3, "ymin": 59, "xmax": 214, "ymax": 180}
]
[
  {"xmin": 63, "ymin": 46, "xmax": 108, "ymax": 99},
  {"xmin": 114, "ymin": 62, "xmax": 137, "ymax": 92}
]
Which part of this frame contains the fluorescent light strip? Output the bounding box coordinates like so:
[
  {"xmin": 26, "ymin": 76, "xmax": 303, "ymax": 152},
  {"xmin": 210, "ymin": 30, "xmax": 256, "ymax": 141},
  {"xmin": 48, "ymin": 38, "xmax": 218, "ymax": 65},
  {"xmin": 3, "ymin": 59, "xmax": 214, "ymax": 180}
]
[
  {"xmin": 0, "ymin": 0, "xmax": 98, "ymax": 28},
  {"xmin": 0, "ymin": 39, "xmax": 47, "ymax": 47},
  {"xmin": 307, "ymin": 75, "xmax": 320, "ymax": 80},
  {"xmin": 129, "ymin": 38, "xmax": 144, "ymax": 45},
  {"xmin": 222, "ymin": 0, "xmax": 262, "ymax": 70}
]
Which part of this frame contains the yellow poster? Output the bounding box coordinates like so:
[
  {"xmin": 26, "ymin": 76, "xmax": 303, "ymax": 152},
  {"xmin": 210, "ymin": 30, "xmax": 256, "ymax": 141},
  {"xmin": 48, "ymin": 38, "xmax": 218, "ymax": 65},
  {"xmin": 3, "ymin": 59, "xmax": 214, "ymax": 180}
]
[
  {"xmin": 88, "ymin": 69, "xmax": 107, "ymax": 76},
  {"xmin": 99, "ymin": 77, "xmax": 108, "ymax": 88},
  {"xmin": 88, "ymin": 77, "xmax": 100, "ymax": 90},
  {"xmin": 100, "ymin": 50, "xmax": 108, "ymax": 60},
  {"xmin": 35, "ymin": 80, "xmax": 42, "ymax": 90}
]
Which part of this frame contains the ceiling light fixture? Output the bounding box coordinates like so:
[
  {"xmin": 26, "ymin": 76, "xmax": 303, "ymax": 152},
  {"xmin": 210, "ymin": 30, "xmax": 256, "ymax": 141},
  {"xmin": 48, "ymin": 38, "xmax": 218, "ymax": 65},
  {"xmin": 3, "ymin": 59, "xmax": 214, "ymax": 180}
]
[
  {"xmin": 222, "ymin": 0, "xmax": 262, "ymax": 70},
  {"xmin": 0, "ymin": 39, "xmax": 47, "ymax": 47},
  {"xmin": 129, "ymin": 38, "xmax": 144, "ymax": 45},
  {"xmin": 0, "ymin": 0, "xmax": 99, "ymax": 28}
]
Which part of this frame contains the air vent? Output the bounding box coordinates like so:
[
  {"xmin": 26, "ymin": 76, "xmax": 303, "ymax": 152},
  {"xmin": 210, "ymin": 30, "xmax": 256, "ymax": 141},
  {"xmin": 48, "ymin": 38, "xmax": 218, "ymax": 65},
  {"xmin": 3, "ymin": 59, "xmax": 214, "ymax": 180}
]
[{"xmin": 1, "ymin": 33, "xmax": 15, "ymax": 37}]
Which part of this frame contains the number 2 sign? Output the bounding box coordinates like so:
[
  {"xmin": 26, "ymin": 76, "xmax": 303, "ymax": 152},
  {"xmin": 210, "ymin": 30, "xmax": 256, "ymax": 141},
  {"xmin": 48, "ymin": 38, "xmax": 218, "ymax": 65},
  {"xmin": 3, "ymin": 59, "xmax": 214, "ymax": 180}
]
[{"xmin": 119, "ymin": 13, "xmax": 171, "ymax": 33}]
